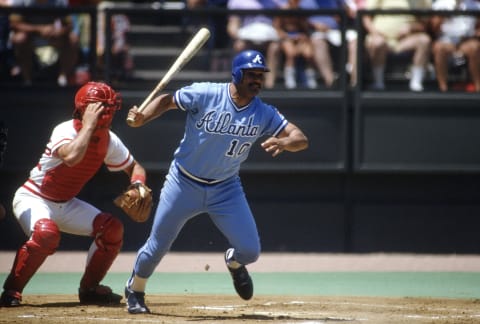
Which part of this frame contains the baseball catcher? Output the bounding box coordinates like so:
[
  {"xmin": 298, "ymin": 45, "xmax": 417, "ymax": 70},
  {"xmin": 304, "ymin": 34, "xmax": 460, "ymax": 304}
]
[
  {"xmin": 114, "ymin": 182, "xmax": 153, "ymax": 222},
  {"xmin": 0, "ymin": 82, "xmax": 149, "ymax": 307}
]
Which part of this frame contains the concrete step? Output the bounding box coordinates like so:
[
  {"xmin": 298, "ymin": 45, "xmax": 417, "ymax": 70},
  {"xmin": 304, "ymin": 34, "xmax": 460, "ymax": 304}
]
[
  {"xmin": 127, "ymin": 25, "xmax": 193, "ymax": 47},
  {"xmin": 130, "ymin": 47, "xmax": 214, "ymax": 70},
  {"xmin": 132, "ymin": 69, "xmax": 230, "ymax": 82}
]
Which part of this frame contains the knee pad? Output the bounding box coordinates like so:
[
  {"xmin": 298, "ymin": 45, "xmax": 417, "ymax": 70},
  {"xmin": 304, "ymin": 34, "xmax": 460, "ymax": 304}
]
[
  {"xmin": 27, "ymin": 218, "xmax": 61, "ymax": 255},
  {"xmin": 92, "ymin": 213, "xmax": 123, "ymax": 252}
]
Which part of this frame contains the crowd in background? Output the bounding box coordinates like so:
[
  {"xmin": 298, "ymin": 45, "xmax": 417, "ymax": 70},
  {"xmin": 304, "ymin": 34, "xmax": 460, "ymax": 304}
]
[
  {"xmin": 0, "ymin": 0, "xmax": 133, "ymax": 86},
  {"xmin": 0, "ymin": 0, "xmax": 479, "ymax": 92}
]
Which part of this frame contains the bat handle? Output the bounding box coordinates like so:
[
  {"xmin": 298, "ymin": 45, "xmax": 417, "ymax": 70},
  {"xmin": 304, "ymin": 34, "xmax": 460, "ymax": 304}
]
[
  {"xmin": 126, "ymin": 95, "xmax": 151, "ymax": 126},
  {"xmin": 126, "ymin": 116, "xmax": 135, "ymax": 126}
]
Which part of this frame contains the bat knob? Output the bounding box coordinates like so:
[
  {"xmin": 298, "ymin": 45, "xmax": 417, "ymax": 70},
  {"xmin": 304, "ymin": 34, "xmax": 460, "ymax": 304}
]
[{"xmin": 126, "ymin": 117, "xmax": 135, "ymax": 126}]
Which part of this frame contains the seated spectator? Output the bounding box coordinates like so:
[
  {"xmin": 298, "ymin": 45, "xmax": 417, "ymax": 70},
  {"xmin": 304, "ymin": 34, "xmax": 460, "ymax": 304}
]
[
  {"xmin": 362, "ymin": 0, "xmax": 432, "ymax": 91},
  {"xmin": 9, "ymin": 0, "xmax": 79, "ymax": 86},
  {"xmin": 68, "ymin": 1, "xmax": 134, "ymax": 84},
  {"xmin": 187, "ymin": 0, "xmax": 230, "ymax": 71},
  {"xmin": 227, "ymin": 0, "xmax": 281, "ymax": 88},
  {"xmin": 430, "ymin": 0, "xmax": 480, "ymax": 92},
  {"xmin": 0, "ymin": 0, "xmax": 16, "ymax": 81},
  {"xmin": 274, "ymin": 0, "xmax": 318, "ymax": 89},
  {"xmin": 343, "ymin": 0, "xmax": 367, "ymax": 86},
  {"xmin": 302, "ymin": 0, "xmax": 358, "ymax": 88},
  {"xmin": 96, "ymin": 1, "xmax": 134, "ymax": 82}
]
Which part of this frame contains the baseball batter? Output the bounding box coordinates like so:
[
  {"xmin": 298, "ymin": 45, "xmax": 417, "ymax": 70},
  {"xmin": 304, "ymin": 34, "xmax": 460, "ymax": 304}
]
[
  {"xmin": 0, "ymin": 82, "xmax": 148, "ymax": 307},
  {"xmin": 124, "ymin": 50, "xmax": 309, "ymax": 314}
]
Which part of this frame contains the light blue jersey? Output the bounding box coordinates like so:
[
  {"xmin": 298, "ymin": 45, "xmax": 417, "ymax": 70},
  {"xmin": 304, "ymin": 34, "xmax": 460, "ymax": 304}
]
[{"xmin": 174, "ymin": 82, "xmax": 287, "ymax": 181}]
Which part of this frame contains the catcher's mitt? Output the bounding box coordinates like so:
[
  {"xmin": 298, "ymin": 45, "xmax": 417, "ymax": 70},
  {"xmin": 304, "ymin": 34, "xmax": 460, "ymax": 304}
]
[{"xmin": 114, "ymin": 182, "xmax": 153, "ymax": 222}]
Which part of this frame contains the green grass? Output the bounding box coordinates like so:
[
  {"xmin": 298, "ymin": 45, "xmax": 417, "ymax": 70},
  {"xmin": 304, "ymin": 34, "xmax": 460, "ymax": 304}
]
[{"xmin": 2, "ymin": 272, "xmax": 479, "ymax": 299}]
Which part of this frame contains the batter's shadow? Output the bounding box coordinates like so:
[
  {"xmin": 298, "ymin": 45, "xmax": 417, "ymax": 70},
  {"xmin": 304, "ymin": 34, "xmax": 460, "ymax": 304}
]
[{"xmin": 148, "ymin": 311, "xmax": 354, "ymax": 322}]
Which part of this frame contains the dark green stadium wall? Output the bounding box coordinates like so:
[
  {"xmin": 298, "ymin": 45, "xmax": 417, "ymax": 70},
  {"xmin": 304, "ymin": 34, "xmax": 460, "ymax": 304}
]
[{"xmin": 1, "ymin": 87, "xmax": 480, "ymax": 253}]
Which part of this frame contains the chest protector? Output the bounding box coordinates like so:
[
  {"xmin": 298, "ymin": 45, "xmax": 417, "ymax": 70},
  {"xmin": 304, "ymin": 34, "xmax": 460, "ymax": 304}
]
[{"xmin": 40, "ymin": 121, "xmax": 109, "ymax": 201}]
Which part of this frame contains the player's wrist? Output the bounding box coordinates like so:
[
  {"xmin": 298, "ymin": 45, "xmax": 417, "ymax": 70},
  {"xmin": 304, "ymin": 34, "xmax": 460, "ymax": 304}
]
[{"xmin": 131, "ymin": 174, "xmax": 146, "ymax": 185}]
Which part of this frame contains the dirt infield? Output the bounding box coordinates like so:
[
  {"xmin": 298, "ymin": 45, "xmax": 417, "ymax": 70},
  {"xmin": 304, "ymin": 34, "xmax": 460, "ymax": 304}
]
[
  {"xmin": 2, "ymin": 294, "xmax": 480, "ymax": 323},
  {"xmin": 1, "ymin": 252, "xmax": 480, "ymax": 323}
]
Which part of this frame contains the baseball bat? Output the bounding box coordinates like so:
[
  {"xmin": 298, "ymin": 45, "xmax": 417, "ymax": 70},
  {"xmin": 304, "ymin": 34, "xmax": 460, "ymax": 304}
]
[{"xmin": 127, "ymin": 27, "xmax": 211, "ymax": 125}]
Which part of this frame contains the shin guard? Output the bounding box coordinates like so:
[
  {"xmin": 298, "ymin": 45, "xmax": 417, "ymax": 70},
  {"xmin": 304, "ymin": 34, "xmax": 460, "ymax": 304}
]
[
  {"xmin": 80, "ymin": 213, "xmax": 123, "ymax": 289},
  {"xmin": 3, "ymin": 219, "xmax": 60, "ymax": 294}
]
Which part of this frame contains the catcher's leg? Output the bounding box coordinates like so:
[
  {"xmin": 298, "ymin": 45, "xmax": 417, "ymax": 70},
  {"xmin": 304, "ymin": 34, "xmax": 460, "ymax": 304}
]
[
  {"xmin": 78, "ymin": 212, "xmax": 123, "ymax": 304},
  {"xmin": 1, "ymin": 218, "xmax": 60, "ymax": 306}
]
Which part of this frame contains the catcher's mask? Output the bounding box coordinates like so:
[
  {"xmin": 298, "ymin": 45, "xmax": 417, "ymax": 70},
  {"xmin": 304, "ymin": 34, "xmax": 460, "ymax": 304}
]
[
  {"xmin": 232, "ymin": 50, "xmax": 269, "ymax": 84},
  {"xmin": 74, "ymin": 81, "xmax": 121, "ymax": 128}
]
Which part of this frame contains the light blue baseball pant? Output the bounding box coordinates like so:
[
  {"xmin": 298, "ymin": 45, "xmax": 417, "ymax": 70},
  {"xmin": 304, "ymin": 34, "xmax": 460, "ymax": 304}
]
[{"xmin": 133, "ymin": 162, "xmax": 261, "ymax": 278}]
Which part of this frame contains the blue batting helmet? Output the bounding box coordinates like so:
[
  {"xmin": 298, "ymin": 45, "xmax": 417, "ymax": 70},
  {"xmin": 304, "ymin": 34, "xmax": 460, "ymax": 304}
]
[{"xmin": 232, "ymin": 50, "xmax": 269, "ymax": 84}]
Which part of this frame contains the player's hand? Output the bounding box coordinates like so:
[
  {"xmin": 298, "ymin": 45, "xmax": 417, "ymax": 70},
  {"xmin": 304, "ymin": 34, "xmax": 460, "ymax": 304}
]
[
  {"xmin": 82, "ymin": 102, "xmax": 104, "ymax": 129},
  {"xmin": 127, "ymin": 106, "xmax": 145, "ymax": 127},
  {"xmin": 261, "ymin": 137, "xmax": 285, "ymax": 157}
]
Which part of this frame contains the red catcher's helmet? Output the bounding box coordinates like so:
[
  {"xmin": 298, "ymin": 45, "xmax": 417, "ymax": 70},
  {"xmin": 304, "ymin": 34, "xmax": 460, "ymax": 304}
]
[{"xmin": 74, "ymin": 82, "xmax": 121, "ymax": 128}]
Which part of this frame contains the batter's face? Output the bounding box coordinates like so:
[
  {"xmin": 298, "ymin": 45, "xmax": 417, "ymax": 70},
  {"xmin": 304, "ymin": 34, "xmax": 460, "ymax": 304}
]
[{"xmin": 240, "ymin": 69, "xmax": 265, "ymax": 97}]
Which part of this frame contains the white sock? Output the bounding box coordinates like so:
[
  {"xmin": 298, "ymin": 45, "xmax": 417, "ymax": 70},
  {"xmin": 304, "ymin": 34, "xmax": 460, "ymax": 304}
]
[
  {"xmin": 284, "ymin": 66, "xmax": 296, "ymax": 89},
  {"xmin": 410, "ymin": 66, "xmax": 424, "ymax": 84},
  {"xmin": 129, "ymin": 274, "xmax": 147, "ymax": 292},
  {"xmin": 225, "ymin": 248, "xmax": 242, "ymax": 269},
  {"xmin": 373, "ymin": 66, "xmax": 385, "ymax": 87},
  {"xmin": 305, "ymin": 68, "xmax": 317, "ymax": 89}
]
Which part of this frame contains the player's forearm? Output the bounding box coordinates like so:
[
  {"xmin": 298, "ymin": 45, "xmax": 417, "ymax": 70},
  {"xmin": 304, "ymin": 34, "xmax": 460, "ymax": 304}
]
[
  {"xmin": 282, "ymin": 130, "xmax": 309, "ymax": 152},
  {"xmin": 277, "ymin": 122, "xmax": 308, "ymax": 153},
  {"xmin": 57, "ymin": 125, "xmax": 95, "ymax": 166},
  {"xmin": 142, "ymin": 94, "xmax": 176, "ymax": 124}
]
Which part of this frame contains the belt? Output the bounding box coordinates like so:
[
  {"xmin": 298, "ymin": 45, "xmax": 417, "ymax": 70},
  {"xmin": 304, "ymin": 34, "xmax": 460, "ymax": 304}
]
[
  {"xmin": 22, "ymin": 184, "xmax": 69, "ymax": 203},
  {"xmin": 176, "ymin": 163, "xmax": 225, "ymax": 185}
]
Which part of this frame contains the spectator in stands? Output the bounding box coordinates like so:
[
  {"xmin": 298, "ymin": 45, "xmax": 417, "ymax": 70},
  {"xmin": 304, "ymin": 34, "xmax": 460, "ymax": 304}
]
[
  {"xmin": 274, "ymin": 0, "xmax": 318, "ymax": 89},
  {"xmin": 343, "ymin": 0, "xmax": 367, "ymax": 86},
  {"xmin": 362, "ymin": 0, "xmax": 432, "ymax": 91},
  {"xmin": 187, "ymin": 0, "xmax": 230, "ymax": 71},
  {"xmin": 9, "ymin": 0, "xmax": 79, "ymax": 86},
  {"xmin": 0, "ymin": 0, "xmax": 15, "ymax": 81},
  {"xmin": 302, "ymin": 0, "xmax": 359, "ymax": 88},
  {"xmin": 95, "ymin": 1, "xmax": 134, "ymax": 82},
  {"xmin": 430, "ymin": 0, "xmax": 480, "ymax": 92},
  {"xmin": 68, "ymin": 1, "xmax": 134, "ymax": 84},
  {"xmin": 227, "ymin": 0, "xmax": 281, "ymax": 88}
]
